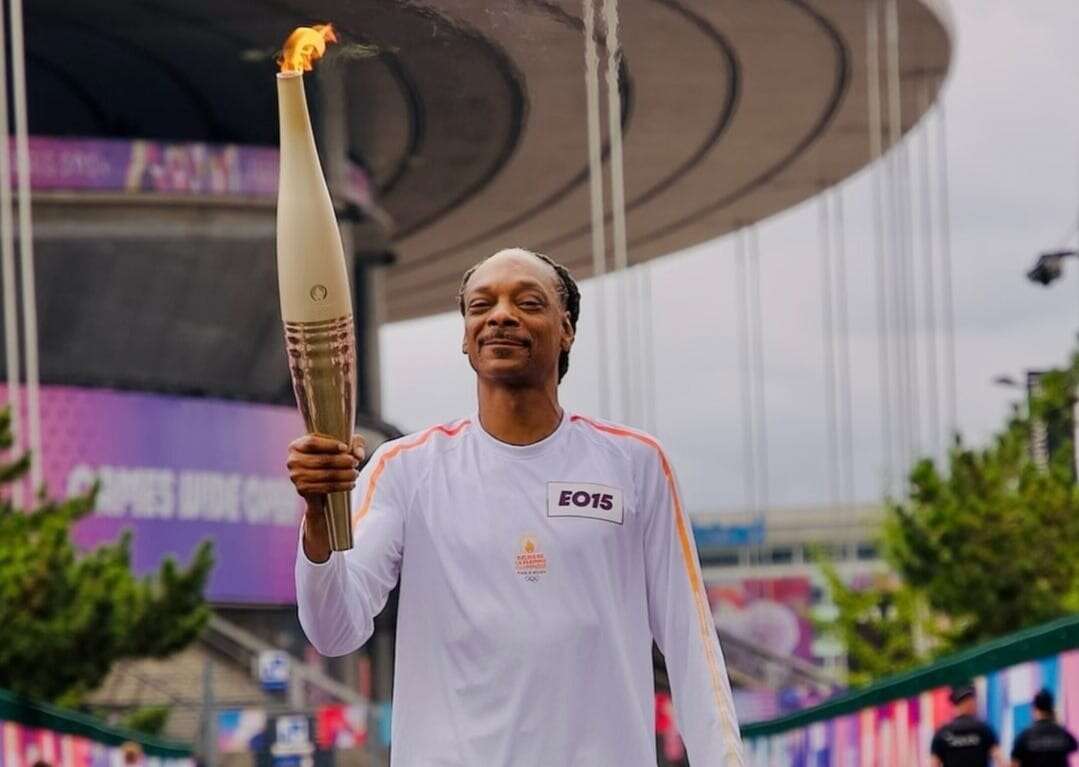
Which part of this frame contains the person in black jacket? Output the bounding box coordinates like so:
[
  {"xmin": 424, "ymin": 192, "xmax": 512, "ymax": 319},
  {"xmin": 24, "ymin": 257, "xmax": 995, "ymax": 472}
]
[
  {"xmin": 1010, "ymin": 689, "xmax": 1077, "ymax": 767},
  {"xmin": 931, "ymin": 684, "xmax": 1005, "ymax": 767}
]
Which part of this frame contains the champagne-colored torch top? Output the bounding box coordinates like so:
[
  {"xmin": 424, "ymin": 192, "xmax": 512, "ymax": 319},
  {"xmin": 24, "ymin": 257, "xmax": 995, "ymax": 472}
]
[{"xmin": 275, "ymin": 65, "xmax": 352, "ymax": 323}]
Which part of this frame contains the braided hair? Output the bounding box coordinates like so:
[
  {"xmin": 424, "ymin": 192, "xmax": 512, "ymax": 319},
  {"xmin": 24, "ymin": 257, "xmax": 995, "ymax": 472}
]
[{"xmin": 457, "ymin": 249, "xmax": 580, "ymax": 382}]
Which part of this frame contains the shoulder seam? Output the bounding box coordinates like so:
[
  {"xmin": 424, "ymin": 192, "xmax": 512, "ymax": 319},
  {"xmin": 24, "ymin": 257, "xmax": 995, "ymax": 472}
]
[
  {"xmin": 404, "ymin": 420, "xmax": 471, "ymax": 515},
  {"xmin": 571, "ymin": 416, "xmax": 635, "ymax": 465},
  {"xmin": 570, "ymin": 414, "xmax": 667, "ymax": 469},
  {"xmin": 353, "ymin": 419, "xmax": 471, "ymax": 528}
]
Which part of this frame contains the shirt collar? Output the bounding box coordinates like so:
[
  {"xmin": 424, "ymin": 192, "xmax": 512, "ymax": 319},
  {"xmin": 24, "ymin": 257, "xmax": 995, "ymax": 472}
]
[{"xmin": 472, "ymin": 409, "xmax": 569, "ymax": 459}]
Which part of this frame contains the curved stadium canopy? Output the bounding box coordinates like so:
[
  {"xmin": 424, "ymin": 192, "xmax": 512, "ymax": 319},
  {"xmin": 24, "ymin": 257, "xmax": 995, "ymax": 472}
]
[{"xmin": 9, "ymin": 0, "xmax": 952, "ymax": 404}]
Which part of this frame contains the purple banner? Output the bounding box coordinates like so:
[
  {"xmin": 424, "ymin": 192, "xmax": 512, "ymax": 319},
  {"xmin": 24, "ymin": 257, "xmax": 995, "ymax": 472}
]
[
  {"xmin": 1, "ymin": 385, "xmax": 307, "ymax": 604},
  {"xmin": 9, "ymin": 136, "xmax": 372, "ymax": 206}
]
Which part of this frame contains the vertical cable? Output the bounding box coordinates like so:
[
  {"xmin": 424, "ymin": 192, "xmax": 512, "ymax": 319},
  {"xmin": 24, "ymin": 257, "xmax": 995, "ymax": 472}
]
[
  {"xmin": 639, "ymin": 264, "xmax": 658, "ymax": 435},
  {"xmin": 866, "ymin": 0, "xmax": 894, "ymax": 496},
  {"xmin": 890, "ymin": 0, "xmax": 922, "ymax": 464},
  {"xmin": 936, "ymin": 95, "xmax": 959, "ymax": 443},
  {"xmin": 0, "ymin": 0, "xmax": 22, "ymax": 506},
  {"xmin": 626, "ymin": 268, "xmax": 641, "ymax": 427},
  {"xmin": 623, "ymin": 265, "xmax": 638, "ymax": 427},
  {"xmin": 10, "ymin": 0, "xmax": 40, "ymax": 493},
  {"xmin": 602, "ymin": 0, "xmax": 632, "ymax": 425},
  {"xmin": 748, "ymin": 226, "xmax": 769, "ymax": 515},
  {"xmin": 917, "ymin": 79, "xmax": 941, "ymax": 458},
  {"xmin": 898, "ymin": 143, "xmax": 922, "ymax": 457},
  {"xmin": 634, "ymin": 266, "xmax": 645, "ymax": 430},
  {"xmin": 832, "ymin": 189, "xmax": 856, "ymax": 506},
  {"xmin": 582, "ymin": 0, "xmax": 610, "ymax": 420},
  {"xmin": 734, "ymin": 229, "xmax": 757, "ymax": 514},
  {"xmin": 818, "ymin": 195, "xmax": 841, "ymax": 510},
  {"xmin": 885, "ymin": 0, "xmax": 912, "ymax": 479},
  {"xmin": 885, "ymin": 161, "xmax": 910, "ymax": 480}
]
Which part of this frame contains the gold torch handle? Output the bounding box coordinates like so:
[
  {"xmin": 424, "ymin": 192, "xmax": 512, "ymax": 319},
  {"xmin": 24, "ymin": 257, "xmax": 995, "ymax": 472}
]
[{"xmin": 285, "ymin": 315, "xmax": 357, "ymax": 551}]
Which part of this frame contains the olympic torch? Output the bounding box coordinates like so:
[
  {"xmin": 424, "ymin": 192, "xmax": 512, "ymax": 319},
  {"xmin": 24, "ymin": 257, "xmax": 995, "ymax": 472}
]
[{"xmin": 276, "ymin": 25, "xmax": 356, "ymax": 551}]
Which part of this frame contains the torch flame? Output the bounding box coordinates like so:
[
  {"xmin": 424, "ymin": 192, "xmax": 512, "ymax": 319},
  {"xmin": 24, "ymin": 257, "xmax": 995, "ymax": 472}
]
[{"xmin": 279, "ymin": 24, "xmax": 338, "ymax": 73}]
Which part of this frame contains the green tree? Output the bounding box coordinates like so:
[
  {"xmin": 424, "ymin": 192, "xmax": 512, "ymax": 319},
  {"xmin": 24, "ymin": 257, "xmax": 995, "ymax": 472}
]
[
  {"xmin": 820, "ymin": 348, "xmax": 1079, "ymax": 682},
  {"xmin": 121, "ymin": 705, "xmax": 172, "ymax": 737},
  {"xmin": 0, "ymin": 408, "xmax": 214, "ymax": 706},
  {"xmin": 815, "ymin": 563, "xmax": 924, "ymax": 687}
]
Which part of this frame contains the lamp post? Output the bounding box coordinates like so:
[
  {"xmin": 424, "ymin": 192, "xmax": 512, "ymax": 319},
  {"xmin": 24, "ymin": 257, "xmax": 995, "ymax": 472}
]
[
  {"xmin": 1026, "ymin": 249, "xmax": 1078, "ymax": 286},
  {"xmin": 994, "ymin": 370, "xmax": 1059, "ymax": 472},
  {"xmin": 1022, "ymin": 249, "xmax": 1078, "ymax": 478}
]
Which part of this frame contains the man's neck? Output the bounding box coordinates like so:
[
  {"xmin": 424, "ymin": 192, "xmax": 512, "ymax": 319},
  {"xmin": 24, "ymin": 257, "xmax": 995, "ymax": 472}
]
[{"xmin": 477, "ymin": 380, "xmax": 563, "ymax": 445}]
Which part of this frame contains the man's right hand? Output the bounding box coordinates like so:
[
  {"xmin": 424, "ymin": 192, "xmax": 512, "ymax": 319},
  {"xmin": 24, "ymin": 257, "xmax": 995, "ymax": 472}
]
[{"xmin": 287, "ymin": 434, "xmax": 366, "ymax": 563}]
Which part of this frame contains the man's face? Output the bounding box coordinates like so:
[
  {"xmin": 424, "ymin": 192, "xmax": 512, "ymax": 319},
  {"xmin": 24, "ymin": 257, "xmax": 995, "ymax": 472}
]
[
  {"xmin": 955, "ymin": 697, "xmax": 977, "ymax": 717},
  {"xmin": 461, "ymin": 250, "xmax": 574, "ymax": 387}
]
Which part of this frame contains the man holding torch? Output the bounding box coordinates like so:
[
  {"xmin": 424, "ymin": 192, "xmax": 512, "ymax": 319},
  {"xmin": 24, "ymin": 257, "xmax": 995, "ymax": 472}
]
[{"xmin": 287, "ymin": 248, "xmax": 743, "ymax": 766}]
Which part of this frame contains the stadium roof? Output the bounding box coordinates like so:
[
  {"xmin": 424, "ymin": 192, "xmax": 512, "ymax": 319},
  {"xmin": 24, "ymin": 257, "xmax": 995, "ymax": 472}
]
[{"xmin": 11, "ymin": 0, "xmax": 952, "ymax": 403}]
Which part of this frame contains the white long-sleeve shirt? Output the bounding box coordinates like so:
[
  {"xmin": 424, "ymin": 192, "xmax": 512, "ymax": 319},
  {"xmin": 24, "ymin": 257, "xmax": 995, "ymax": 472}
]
[{"xmin": 296, "ymin": 412, "xmax": 743, "ymax": 766}]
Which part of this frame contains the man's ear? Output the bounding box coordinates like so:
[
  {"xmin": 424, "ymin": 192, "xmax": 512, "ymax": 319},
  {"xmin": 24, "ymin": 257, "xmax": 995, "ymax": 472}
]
[{"xmin": 561, "ymin": 312, "xmax": 574, "ymax": 351}]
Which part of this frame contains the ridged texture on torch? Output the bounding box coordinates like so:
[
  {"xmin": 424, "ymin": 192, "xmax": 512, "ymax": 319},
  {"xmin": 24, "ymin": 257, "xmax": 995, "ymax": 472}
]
[{"xmin": 284, "ymin": 315, "xmax": 356, "ymax": 551}]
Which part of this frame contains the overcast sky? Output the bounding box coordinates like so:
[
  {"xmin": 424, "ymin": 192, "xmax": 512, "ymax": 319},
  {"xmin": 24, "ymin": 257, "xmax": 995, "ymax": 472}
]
[{"xmin": 379, "ymin": 1, "xmax": 1079, "ymax": 517}]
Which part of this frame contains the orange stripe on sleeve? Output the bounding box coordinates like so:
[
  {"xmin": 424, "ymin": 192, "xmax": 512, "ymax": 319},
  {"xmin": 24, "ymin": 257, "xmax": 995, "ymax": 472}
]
[
  {"xmin": 571, "ymin": 415, "xmax": 740, "ymax": 740},
  {"xmin": 351, "ymin": 419, "xmax": 471, "ymax": 528}
]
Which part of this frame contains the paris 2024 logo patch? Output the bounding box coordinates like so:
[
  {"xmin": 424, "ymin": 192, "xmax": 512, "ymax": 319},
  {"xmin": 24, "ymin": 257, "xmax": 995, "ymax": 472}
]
[{"xmin": 515, "ymin": 534, "xmax": 547, "ymax": 583}]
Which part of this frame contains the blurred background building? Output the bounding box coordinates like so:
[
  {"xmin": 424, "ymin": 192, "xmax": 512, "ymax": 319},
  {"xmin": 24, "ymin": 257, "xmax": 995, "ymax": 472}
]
[{"xmin": 0, "ymin": 1, "xmax": 955, "ymax": 765}]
